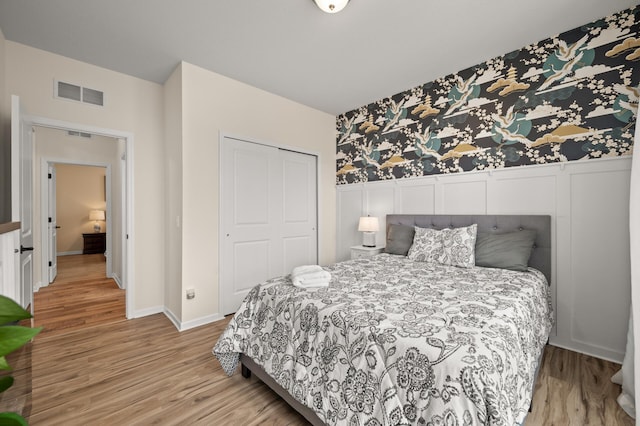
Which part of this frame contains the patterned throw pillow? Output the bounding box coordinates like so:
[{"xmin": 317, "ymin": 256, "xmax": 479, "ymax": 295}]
[
  {"xmin": 407, "ymin": 227, "xmax": 443, "ymax": 263},
  {"xmin": 407, "ymin": 224, "xmax": 478, "ymax": 268},
  {"xmin": 440, "ymin": 224, "xmax": 477, "ymax": 268}
]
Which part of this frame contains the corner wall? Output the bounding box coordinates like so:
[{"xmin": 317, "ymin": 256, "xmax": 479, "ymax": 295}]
[
  {"xmin": 178, "ymin": 62, "xmax": 336, "ymax": 325},
  {"xmin": 0, "ymin": 26, "xmax": 9, "ymax": 223},
  {"xmin": 5, "ymin": 41, "xmax": 165, "ymax": 314},
  {"xmin": 163, "ymin": 65, "xmax": 183, "ymax": 321}
]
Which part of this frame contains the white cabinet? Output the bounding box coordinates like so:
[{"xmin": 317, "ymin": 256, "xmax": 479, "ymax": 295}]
[{"xmin": 0, "ymin": 223, "xmax": 20, "ymax": 303}]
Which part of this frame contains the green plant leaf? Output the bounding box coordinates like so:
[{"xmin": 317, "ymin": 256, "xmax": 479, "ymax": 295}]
[
  {"xmin": 0, "ymin": 357, "xmax": 9, "ymax": 371},
  {"xmin": 0, "ymin": 376, "xmax": 14, "ymax": 393},
  {"xmin": 0, "ymin": 326, "xmax": 41, "ymax": 358},
  {"xmin": 0, "ymin": 411, "xmax": 29, "ymax": 426},
  {"xmin": 0, "ymin": 296, "xmax": 32, "ymax": 325}
]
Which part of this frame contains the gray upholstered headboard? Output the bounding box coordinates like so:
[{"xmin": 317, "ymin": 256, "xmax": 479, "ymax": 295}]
[{"xmin": 386, "ymin": 214, "xmax": 552, "ymax": 284}]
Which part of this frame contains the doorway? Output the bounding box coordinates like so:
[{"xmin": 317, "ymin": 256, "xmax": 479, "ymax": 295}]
[
  {"xmin": 28, "ymin": 117, "xmax": 134, "ymax": 319},
  {"xmin": 34, "ymin": 128, "xmax": 126, "ymax": 335}
]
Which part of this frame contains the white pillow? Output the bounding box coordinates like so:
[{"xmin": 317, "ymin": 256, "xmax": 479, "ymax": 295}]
[{"xmin": 407, "ymin": 224, "xmax": 477, "ymax": 268}]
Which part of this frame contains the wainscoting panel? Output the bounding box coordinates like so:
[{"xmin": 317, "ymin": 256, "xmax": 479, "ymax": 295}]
[
  {"xmin": 488, "ymin": 174, "xmax": 557, "ymax": 215},
  {"xmin": 439, "ymin": 179, "xmax": 487, "ymax": 215},
  {"xmin": 336, "ymin": 157, "xmax": 632, "ymax": 362},
  {"xmin": 336, "ymin": 186, "xmax": 364, "ymax": 261},
  {"xmin": 567, "ymin": 168, "xmax": 631, "ymax": 359},
  {"xmin": 398, "ymin": 182, "xmax": 435, "ymax": 215},
  {"xmin": 365, "ymin": 184, "xmax": 396, "ymax": 248}
]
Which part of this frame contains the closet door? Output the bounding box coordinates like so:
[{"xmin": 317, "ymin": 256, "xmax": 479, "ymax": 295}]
[
  {"xmin": 280, "ymin": 149, "xmax": 317, "ymax": 273},
  {"xmin": 221, "ymin": 137, "xmax": 282, "ymax": 315},
  {"xmin": 220, "ymin": 137, "xmax": 318, "ymax": 315}
]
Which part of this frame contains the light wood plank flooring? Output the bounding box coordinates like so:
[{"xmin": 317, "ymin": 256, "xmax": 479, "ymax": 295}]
[
  {"xmin": 1, "ymin": 255, "xmax": 632, "ymax": 424},
  {"xmin": 0, "ymin": 312, "xmax": 632, "ymax": 425},
  {"xmin": 33, "ymin": 254, "xmax": 126, "ymax": 337}
]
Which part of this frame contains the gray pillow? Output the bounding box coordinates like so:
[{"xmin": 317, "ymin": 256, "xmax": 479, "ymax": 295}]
[
  {"xmin": 475, "ymin": 230, "xmax": 536, "ymax": 272},
  {"xmin": 385, "ymin": 224, "xmax": 415, "ymax": 256}
]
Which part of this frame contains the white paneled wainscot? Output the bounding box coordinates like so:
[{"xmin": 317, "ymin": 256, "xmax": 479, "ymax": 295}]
[
  {"xmin": 336, "ymin": 157, "xmax": 632, "ymax": 363},
  {"xmin": 0, "ymin": 224, "xmax": 20, "ymax": 304}
]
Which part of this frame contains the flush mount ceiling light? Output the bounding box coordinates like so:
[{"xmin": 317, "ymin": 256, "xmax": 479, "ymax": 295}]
[{"xmin": 314, "ymin": 0, "xmax": 350, "ymax": 13}]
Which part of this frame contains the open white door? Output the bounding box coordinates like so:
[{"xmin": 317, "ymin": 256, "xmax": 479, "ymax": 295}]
[
  {"xmin": 11, "ymin": 95, "xmax": 34, "ymax": 311},
  {"xmin": 48, "ymin": 164, "xmax": 58, "ymax": 283}
]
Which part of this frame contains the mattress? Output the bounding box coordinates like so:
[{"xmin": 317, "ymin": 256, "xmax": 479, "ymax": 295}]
[{"xmin": 214, "ymin": 253, "xmax": 553, "ymax": 425}]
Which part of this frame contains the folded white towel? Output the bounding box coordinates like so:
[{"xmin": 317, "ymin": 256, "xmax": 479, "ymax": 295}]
[
  {"xmin": 291, "ymin": 267, "xmax": 331, "ymax": 289},
  {"xmin": 292, "ymin": 277, "xmax": 330, "ymax": 288},
  {"xmin": 296, "ymin": 271, "xmax": 329, "ymax": 281},
  {"xmin": 292, "ymin": 265, "xmax": 323, "ymax": 279}
]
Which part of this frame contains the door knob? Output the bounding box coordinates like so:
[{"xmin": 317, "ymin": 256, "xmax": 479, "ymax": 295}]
[{"xmin": 20, "ymin": 245, "xmax": 34, "ymax": 254}]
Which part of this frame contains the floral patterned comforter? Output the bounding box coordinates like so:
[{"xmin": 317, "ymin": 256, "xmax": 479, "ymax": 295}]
[{"xmin": 213, "ymin": 254, "xmax": 553, "ymax": 425}]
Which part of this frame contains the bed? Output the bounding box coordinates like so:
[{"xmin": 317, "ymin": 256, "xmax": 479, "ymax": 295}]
[{"xmin": 214, "ymin": 214, "xmax": 553, "ymax": 425}]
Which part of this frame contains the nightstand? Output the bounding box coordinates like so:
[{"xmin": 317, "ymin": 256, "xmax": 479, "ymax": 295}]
[
  {"xmin": 350, "ymin": 245, "xmax": 384, "ymax": 260},
  {"xmin": 83, "ymin": 232, "xmax": 106, "ymax": 254}
]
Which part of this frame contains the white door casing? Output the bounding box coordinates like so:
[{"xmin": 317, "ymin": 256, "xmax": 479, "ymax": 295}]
[
  {"xmin": 48, "ymin": 164, "xmax": 57, "ymax": 283},
  {"xmin": 11, "ymin": 95, "xmax": 34, "ymax": 310},
  {"xmin": 220, "ymin": 136, "xmax": 318, "ymax": 315},
  {"xmin": 20, "ymin": 114, "xmax": 134, "ymax": 319}
]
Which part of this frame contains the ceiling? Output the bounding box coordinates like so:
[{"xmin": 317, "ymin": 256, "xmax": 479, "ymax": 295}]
[{"xmin": 0, "ymin": 0, "xmax": 638, "ymax": 115}]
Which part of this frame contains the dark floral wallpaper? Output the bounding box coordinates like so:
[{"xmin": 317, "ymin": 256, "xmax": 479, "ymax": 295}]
[{"xmin": 336, "ymin": 6, "xmax": 640, "ymax": 184}]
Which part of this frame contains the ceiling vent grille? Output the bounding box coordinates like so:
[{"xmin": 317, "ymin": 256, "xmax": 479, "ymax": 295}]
[
  {"xmin": 67, "ymin": 131, "xmax": 92, "ymax": 138},
  {"xmin": 55, "ymin": 80, "xmax": 104, "ymax": 107}
]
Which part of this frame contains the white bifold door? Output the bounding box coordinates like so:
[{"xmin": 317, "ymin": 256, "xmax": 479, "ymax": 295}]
[{"xmin": 220, "ymin": 136, "xmax": 317, "ymax": 315}]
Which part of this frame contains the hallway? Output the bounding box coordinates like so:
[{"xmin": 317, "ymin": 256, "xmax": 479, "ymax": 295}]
[{"xmin": 33, "ymin": 254, "xmax": 125, "ymax": 338}]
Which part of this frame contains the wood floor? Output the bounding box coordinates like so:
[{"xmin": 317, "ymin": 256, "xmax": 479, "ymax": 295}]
[
  {"xmin": 33, "ymin": 254, "xmax": 125, "ymax": 337},
  {"xmin": 0, "ymin": 256, "xmax": 633, "ymax": 425}
]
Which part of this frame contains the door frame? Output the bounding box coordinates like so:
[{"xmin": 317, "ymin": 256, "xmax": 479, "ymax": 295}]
[
  {"xmin": 27, "ymin": 115, "xmax": 135, "ymax": 319},
  {"xmin": 40, "ymin": 160, "xmax": 113, "ymax": 285},
  {"xmin": 218, "ymin": 132, "xmax": 321, "ymax": 314}
]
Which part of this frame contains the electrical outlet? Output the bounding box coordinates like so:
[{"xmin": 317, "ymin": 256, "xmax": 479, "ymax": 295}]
[{"xmin": 186, "ymin": 289, "xmax": 195, "ymax": 300}]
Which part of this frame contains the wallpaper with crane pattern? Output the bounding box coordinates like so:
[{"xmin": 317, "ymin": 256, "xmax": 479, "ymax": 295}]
[{"xmin": 336, "ymin": 6, "xmax": 640, "ymax": 184}]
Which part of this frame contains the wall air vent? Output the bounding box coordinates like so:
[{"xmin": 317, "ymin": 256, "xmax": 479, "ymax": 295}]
[
  {"xmin": 82, "ymin": 87, "xmax": 104, "ymax": 106},
  {"xmin": 55, "ymin": 80, "xmax": 105, "ymax": 107},
  {"xmin": 57, "ymin": 81, "xmax": 81, "ymax": 101}
]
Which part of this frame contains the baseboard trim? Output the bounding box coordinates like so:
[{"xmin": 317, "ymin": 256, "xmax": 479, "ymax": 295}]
[
  {"xmin": 131, "ymin": 305, "xmax": 164, "ymax": 319},
  {"xmin": 548, "ymin": 337, "xmax": 624, "ymax": 364},
  {"xmin": 163, "ymin": 308, "xmax": 181, "ymax": 331},
  {"xmin": 112, "ymin": 273, "xmax": 123, "ymax": 289},
  {"xmin": 57, "ymin": 251, "xmax": 83, "ymax": 256},
  {"xmin": 163, "ymin": 309, "xmax": 225, "ymax": 332},
  {"xmin": 33, "ymin": 281, "xmax": 44, "ymax": 292}
]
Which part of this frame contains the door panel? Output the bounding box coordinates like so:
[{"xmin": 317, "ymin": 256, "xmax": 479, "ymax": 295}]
[
  {"xmin": 280, "ymin": 150, "xmax": 317, "ymax": 271},
  {"xmin": 11, "ymin": 95, "xmax": 34, "ymax": 310},
  {"xmin": 221, "ymin": 138, "xmax": 281, "ymax": 315}
]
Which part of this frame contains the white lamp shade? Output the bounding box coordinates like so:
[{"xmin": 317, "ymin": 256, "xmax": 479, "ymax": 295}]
[
  {"xmin": 89, "ymin": 210, "xmax": 105, "ymax": 221},
  {"xmin": 314, "ymin": 0, "xmax": 349, "ymax": 13},
  {"xmin": 358, "ymin": 216, "xmax": 379, "ymax": 232}
]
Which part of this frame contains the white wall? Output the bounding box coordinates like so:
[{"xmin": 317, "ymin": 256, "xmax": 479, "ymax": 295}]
[
  {"xmin": 55, "ymin": 163, "xmax": 107, "ymax": 253},
  {"xmin": 33, "ymin": 127, "xmax": 121, "ymax": 288},
  {"xmin": 0, "ymin": 27, "xmax": 9, "ymax": 223},
  {"xmin": 336, "ymin": 157, "xmax": 632, "ymax": 363},
  {"xmin": 163, "ymin": 65, "xmax": 183, "ymax": 320},
  {"xmin": 172, "ymin": 62, "xmax": 336, "ymax": 326},
  {"xmin": 5, "ymin": 41, "xmax": 165, "ymax": 314}
]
